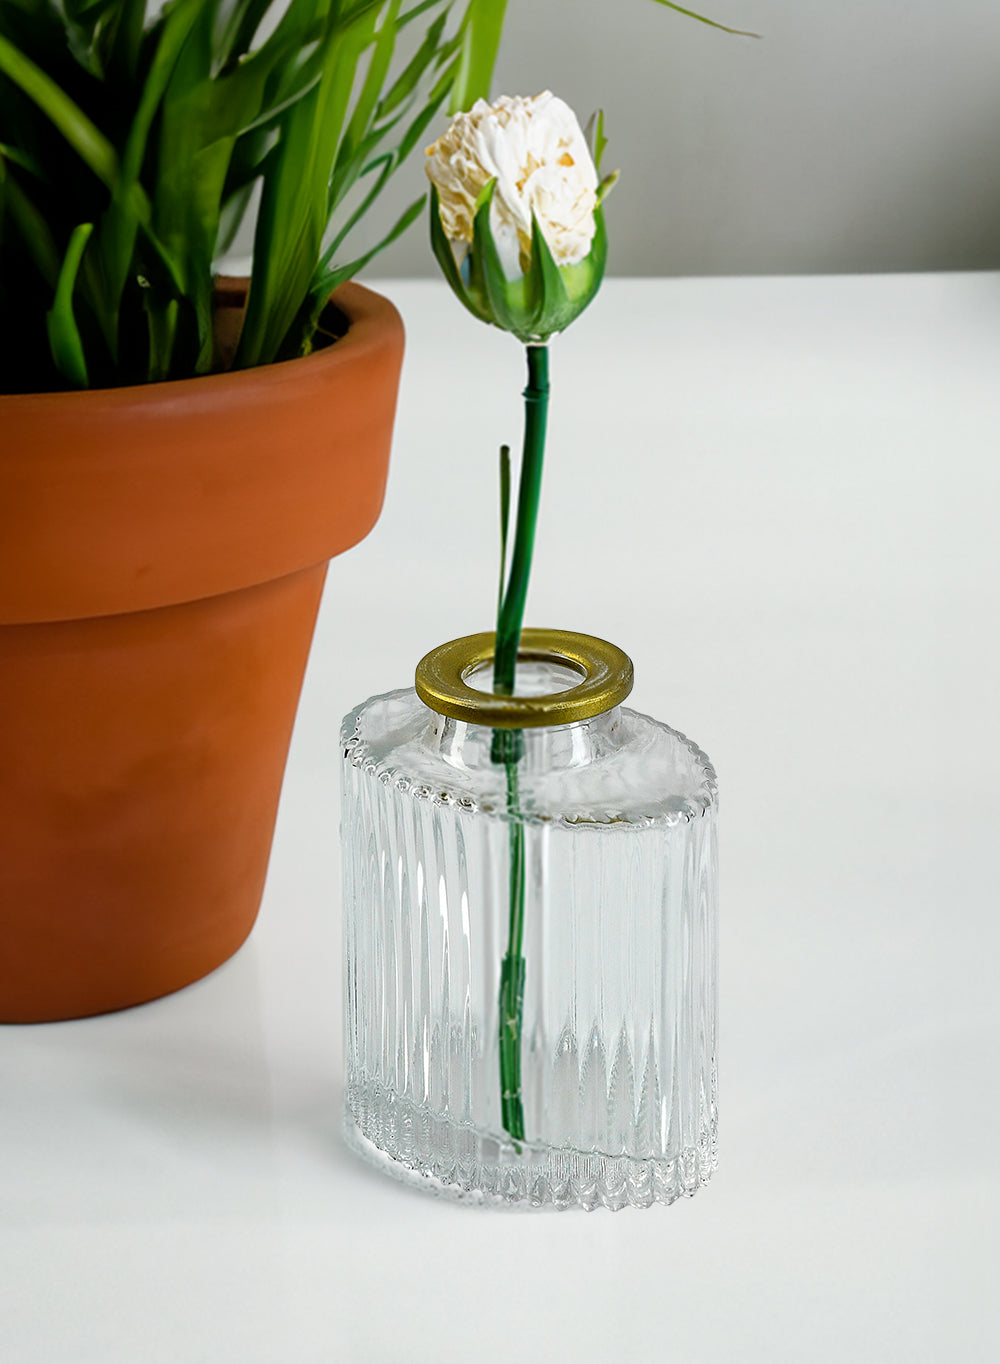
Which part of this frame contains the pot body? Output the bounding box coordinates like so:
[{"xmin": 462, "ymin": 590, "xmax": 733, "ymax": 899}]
[{"xmin": 0, "ymin": 282, "xmax": 404, "ymax": 1022}]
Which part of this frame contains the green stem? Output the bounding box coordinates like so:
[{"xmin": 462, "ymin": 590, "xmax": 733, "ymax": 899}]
[
  {"xmin": 493, "ymin": 344, "xmax": 550, "ymax": 692},
  {"xmin": 493, "ymin": 342, "xmax": 549, "ymax": 1146},
  {"xmin": 498, "ymin": 760, "xmax": 526, "ymax": 1145}
]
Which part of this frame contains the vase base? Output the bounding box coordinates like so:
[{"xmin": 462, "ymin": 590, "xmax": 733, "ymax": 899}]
[{"xmin": 343, "ymin": 1086, "xmax": 716, "ymax": 1212}]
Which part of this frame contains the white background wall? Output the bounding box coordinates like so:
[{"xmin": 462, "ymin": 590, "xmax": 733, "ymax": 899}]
[{"xmin": 359, "ymin": 0, "xmax": 1000, "ymax": 277}]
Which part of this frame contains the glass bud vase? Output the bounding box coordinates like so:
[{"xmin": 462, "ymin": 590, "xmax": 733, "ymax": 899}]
[{"xmin": 340, "ymin": 629, "xmax": 718, "ymax": 1211}]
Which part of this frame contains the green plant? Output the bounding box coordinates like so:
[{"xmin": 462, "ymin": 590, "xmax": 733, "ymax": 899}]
[
  {"xmin": 0, "ymin": 0, "xmax": 752, "ymax": 393},
  {"xmin": 0, "ymin": 0, "xmax": 510, "ymax": 390}
]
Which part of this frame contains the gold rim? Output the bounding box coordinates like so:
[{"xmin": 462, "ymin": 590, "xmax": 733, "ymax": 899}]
[{"xmin": 414, "ymin": 628, "xmax": 634, "ymax": 728}]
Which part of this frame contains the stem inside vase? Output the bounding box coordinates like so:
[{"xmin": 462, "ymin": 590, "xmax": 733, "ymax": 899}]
[{"xmin": 492, "ymin": 343, "xmax": 549, "ymax": 1146}]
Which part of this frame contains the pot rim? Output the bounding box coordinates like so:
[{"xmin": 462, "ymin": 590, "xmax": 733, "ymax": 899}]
[
  {"xmin": 0, "ymin": 280, "xmax": 394, "ymax": 406},
  {"xmin": 0, "ymin": 281, "xmax": 404, "ymax": 625}
]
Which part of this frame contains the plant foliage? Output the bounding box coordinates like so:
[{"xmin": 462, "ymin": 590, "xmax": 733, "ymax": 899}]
[
  {"xmin": 0, "ymin": 0, "xmax": 747, "ymax": 392},
  {"xmin": 0, "ymin": 0, "xmax": 511, "ymax": 390}
]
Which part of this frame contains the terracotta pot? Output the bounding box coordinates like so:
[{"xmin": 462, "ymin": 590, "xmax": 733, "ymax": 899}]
[{"xmin": 0, "ymin": 281, "xmax": 403, "ymax": 1023}]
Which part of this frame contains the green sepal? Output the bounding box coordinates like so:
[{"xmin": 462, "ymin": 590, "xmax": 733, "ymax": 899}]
[
  {"xmin": 429, "ymin": 181, "xmax": 491, "ymax": 326},
  {"xmin": 559, "ymin": 197, "xmax": 608, "ymax": 315},
  {"xmin": 471, "ymin": 182, "xmax": 581, "ymax": 343},
  {"xmin": 520, "ymin": 203, "xmax": 606, "ymax": 342},
  {"xmin": 597, "ymin": 170, "xmax": 619, "ymax": 205},
  {"xmin": 433, "ymin": 175, "xmax": 607, "ymax": 343},
  {"xmin": 472, "ymin": 177, "xmax": 521, "ymax": 334},
  {"xmin": 524, "ymin": 210, "xmax": 571, "ymax": 336},
  {"xmin": 584, "ymin": 108, "xmax": 607, "ymax": 174}
]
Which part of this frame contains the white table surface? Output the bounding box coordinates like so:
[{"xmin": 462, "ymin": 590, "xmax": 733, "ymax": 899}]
[{"xmin": 3, "ymin": 274, "xmax": 999, "ymax": 1363}]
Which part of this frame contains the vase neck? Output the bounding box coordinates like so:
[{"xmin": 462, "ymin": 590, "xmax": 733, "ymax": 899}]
[{"xmin": 422, "ymin": 658, "xmax": 624, "ymax": 773}]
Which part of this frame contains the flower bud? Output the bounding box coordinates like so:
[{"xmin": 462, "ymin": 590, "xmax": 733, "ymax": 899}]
[{"xmin": 425, "ymin": 93, "xmax": 613, "ymax": 343}]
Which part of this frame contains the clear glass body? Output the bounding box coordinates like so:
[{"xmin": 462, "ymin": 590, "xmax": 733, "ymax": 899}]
[{"xmin": 340, "ymin": 661, "xmax": 718, "ymax": 1211}]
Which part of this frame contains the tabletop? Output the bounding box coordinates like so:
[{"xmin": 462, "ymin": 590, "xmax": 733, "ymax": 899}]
[{"xmin": 3, "ymin": 274, "xmax": 999, "ymax": 1363}]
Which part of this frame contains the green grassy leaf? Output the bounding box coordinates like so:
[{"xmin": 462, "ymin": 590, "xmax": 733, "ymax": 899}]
[
  {"xmin": 220, "ymin": 0, "xmax": 280, "ymax": 66},
  {"xmin": 4, "ymin": 0, "xmax": 677, "ymax": 386},
  {"xmin": 143, "ymin": 292, "xmax": 180, "ymax": 384},
  {"xmin": 450, "ymin": 0, "xmax": 506, "ymax": 113},
  {"xmin": 277, "ymin": 188, "xmax": 426, "ymax": 360},
  {"xmin": 320, "ymin": 151, "xmax": 395, "ymax": 269},
  {"xmin": 46, "ymin": 221, "xmax": 94, "ymax": 387},
  {"xmin": 378, "ymin": 8, "xmax": 445, "ymax": 120},
  {"xmin": 95, "ymin": 0, "xmax": 204, "ymax": 344},
  {"xmin": 391, "ymin": 48, "xmax": 459, "ymax": 160},
  {"xmin": 95, "ymin": 0, "xmax": 147, "ymax": 83},
  {"xmin": 329, "ymin": 10, "xmax": 459, "ymax": 227},
  {"xmin": 236, "ymin": 4, "xmax": 381, "ymax": 367},
  {"xmin": 337, "ymin": 0, "xmax": 401, "ymax": 176},
  {"xmin": 0, "ymin": 155, "xmax": 60, "ymax": 285},
  {"xmin": 0, "ymin": 32, "xmax": 119, "ymax": 187},
  {"xmin": 648, "ymin": 0, "xmax": 760, "ymax": 38},
  {"xmin": 216, "ymin": 180, "xmax": 256, "ymax": 257},
  {"xmin": 309, "ymin": 191, "xmax": 424, "ymax": 306},
  {"xmin": 0, "ymin": 141, "xmax": 44, "ymax": 178},
  {"xmin": 398, "ymin": 0, "xmax": 447, "ymax": 27}
]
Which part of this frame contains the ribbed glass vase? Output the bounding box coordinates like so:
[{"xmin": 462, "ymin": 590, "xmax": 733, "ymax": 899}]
[{"xmin": 340, "ymin": 631, "xmax": 718, "ymax": 1211}]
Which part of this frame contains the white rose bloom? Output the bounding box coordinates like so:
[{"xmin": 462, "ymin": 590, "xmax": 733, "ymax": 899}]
[{"xmin": 425, "ymin": 91, "xmax": 599, "ymax": 278}]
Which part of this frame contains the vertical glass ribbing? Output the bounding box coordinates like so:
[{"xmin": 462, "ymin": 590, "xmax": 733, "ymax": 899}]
[{"xmin": 341, "ymin": 687, "xmax": 718, "ymax": 1211}]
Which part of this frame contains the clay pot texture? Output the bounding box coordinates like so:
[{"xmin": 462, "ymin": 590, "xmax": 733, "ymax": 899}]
[{"xmin": 0, "ymin": 281, "xmax": 403, "ymax": 1023}]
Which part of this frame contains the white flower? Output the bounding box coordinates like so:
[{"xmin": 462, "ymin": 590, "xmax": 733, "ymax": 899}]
[{"xmin": 425, "ymin": 92, "xmax": 598, "ymax": 277}]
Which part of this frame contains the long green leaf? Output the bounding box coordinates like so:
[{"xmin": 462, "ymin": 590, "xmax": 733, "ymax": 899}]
[
  {"xmin": 0, "ymin": 141, "xmax": 44, "ymax": 178},
  {"xmin": 398, "ymin": 0, "xmax": 447, "ymax": 27},
  {"xmin": 154, "ymin": 0, "xmax": 318, "ymax": 373},
  {"xmin": 237, "ymin": 6, "xmax": 381, "ymax": 366},
  {"xmin": 96, "ymin": 0, "xmax": 204, "ymax": 341},
  {"xmin": 392, "ymin": 56, "xmax": 455, "ymax": 161},
  {"xmin": 226, "ymin": 59, "xmax": 325, "ymax": 141},
  {"xmin": 320, "ymin": 151, "xmax": 394, "ymax": 270},
  {"xmin": 239, "ymin": 0, "xmax": 323, "ymax": 72},
  {"xmin": 216, "ymin": 180, "xmax": 256, "ymax": 256},
  {"xmin": 144, "ymin": 292, "xmax": 180, "ymax": 383},
  {"xmin": 122, "ymin": 0, "xmax": 204, "ymax": 188},
  {"xmin": 348, "ymin": 22, "xmax": 461, "ymax": 180},
  {"xmin": 337, "ymin": 0, "xmax": 401, "ymax": 176},
  {"xmin": 309, "ymin": 191, "xmax": 424, "ymax": 305},
  {"xmin": 378, "ymin": 7, "xmax": 445, "ymax": 120},
  {"xmin": 329, "ymin": 38, "xmax": 458, "ymax": 231},
  {"xmin": 648, "ymin": 0, "xmax": 760, "ymax": 38},
  {"xmin": 96, "ymin": 0, "xmax": 147, "ymax": 82},
  {"xmin": 449, "ymin": 0, "xmax": 506, "ymax": 112},
  {"xmin": 0, "ymin": 33, "xmax": 119, "ymax": 186},
  {"xmin": 286, "ymin": 188, "xmax": 424, "ymax": 355},
  {"xmin": 220, "ymin": 0, "xmax": 280, "ymax": 65},
  {"xmin": 46, "ymin": 222, "xmax": 94, "ymax": 387},
  {"xmin": 147, "ymin": 1, "xmax": 220, "ymax": 373},
  {"xmin": 0, "ymin": 156, "xmax": 60, "ymax": 284},
  {"xmin": 1, "ymin": 0, "xmax": 755, "ymax": 390}
]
